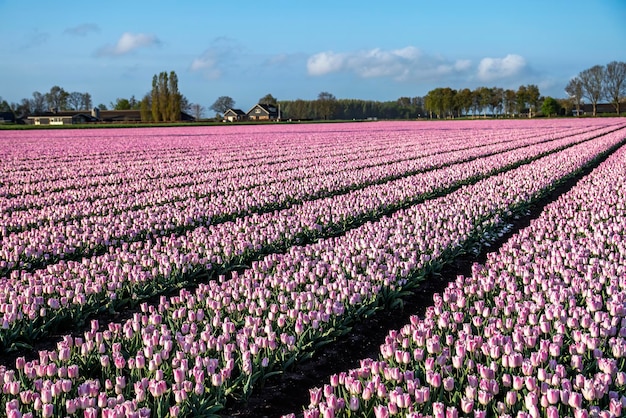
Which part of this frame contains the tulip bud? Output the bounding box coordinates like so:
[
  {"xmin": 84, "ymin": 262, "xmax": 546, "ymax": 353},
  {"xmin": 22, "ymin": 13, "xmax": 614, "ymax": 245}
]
[
  {"xmin": 444, "ymin": 377, "xmax": 455, "ymax": 391},
  {"xmin": 349, "ymin": 396, "xmax": 359, "ymax": 411}
]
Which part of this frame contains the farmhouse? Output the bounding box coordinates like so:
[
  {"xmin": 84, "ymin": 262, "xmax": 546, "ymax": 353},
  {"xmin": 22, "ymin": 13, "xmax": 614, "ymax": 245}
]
[
  {"xmin": 222, "ymin": 104, "xmax": 281, "ymax": 122},
  {"xmin": 246, "ymin": 103, "xmax": 279, "ymax": 121},
  {"xmin": 27, "ymin": 110, "xmax": 99, "ymax": 125},
  {"xmin": 26, "ymin": 109, "xmax": 195, "ymax": 125},
  {"xmin": 223, "ymin": 108, "xmax": 246, "ymax": 122}
]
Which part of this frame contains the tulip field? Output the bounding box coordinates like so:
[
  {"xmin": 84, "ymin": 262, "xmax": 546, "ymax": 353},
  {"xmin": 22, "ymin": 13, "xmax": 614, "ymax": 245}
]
[{"xmin": 1, "ymin": 119, "xmax": 626, "ymax": 417}]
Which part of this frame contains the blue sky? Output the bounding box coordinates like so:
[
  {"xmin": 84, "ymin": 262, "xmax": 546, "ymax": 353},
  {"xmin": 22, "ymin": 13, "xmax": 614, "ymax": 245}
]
[{"xmin": 1, "ymin": 0, "xmax": 625, "ymax": 112}]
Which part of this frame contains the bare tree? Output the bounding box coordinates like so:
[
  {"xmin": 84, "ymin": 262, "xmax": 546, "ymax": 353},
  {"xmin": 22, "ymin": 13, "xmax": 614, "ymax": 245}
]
[
  {"xmin": 68, "ymin": 92, "xmax": 84, "ymax": 110},
  {"xmin": 81, "ymin": 93, "xmax": 93, "ymax": 111},
  {"xmin": 210, "ymin": 96, "xmax": 235, "ymax": 115},
  {"xmin": 578, "ymin": 65, "xmax": 605, "ymax": 116},
  {"xmin": 45, "ymin": 85, "xmax": 69, "ymax": 111},
  {"xmin": 190, "ymin": 103, "xmax": 205, "ymax": 120},
  {"xmin": 565, "ymin": 77, "xmax": 584, "ymax": 116},
  {"xmin": 605, "ymin": 61, "xmax": 626, "ymax": 115},
  {"xmin": 31, "ymin": 91, "xmax": 46, "ymax": 113},
  {"xmin": 16, "ymin": 98, "xmax": 33, "ymax": 117}
]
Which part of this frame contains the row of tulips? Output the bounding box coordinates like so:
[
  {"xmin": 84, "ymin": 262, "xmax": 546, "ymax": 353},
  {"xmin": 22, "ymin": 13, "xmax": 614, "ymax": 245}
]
[
  {"xmin": 2, "ymin": 125, "xmax": 623, "ymax": 351},
  {"xmin": 2, "ymin": 120, "xmax": 612, "ymax": 220},
  {"xmin": 2, "ymin": 123, "xmax": 620, "ymax": 280},
  {"xmin": 2, "ymin": 120, "xmax": 598, "ymax": 233},
  {"xmin": 290, "ymin": 142, "xmax": 626, "ymax": 417},
  {"xmin": 1, "ymin": 125, "xmax": 324, "ymax": 193},
  {"xmin": 0, "ymin": 123, "xmax": 624, "ymax": 417},
  {"xmin": 1, "ymin": 120, "xmax": 602, "ymax": 194},
  {"xmin": 4, "ymin": 120, "xmax": 526, "ymax": 203},
  {"xmin": 0, "ymin": 127, "xmax": 512, "ymax": 233},
  {"xmin": 1, "ymin": 129, "xmax": 432, "ymax": 210}
]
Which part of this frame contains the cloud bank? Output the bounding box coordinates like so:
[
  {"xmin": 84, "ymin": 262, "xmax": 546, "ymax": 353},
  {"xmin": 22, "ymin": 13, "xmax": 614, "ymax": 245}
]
[
  {"xmin": 307, "ymin": 47, "xmax": 528, "ymax": 86},
  {"xmin": 97, "ymin": 32, "xmax": 161, "ymax": 56},
  {"xmin": 307, "ymin": 47, "xmax": 472, "ymax": 81},
  {"xmin": 477, "ymin": 54, "xmax": 527, "ymax": 81}
]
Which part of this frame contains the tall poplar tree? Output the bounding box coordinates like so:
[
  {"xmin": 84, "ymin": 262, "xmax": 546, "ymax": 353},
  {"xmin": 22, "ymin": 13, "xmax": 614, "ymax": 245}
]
[
  {"xmin": 151, "ymin": 74, "xmax": 160, "ymax": 122},
  {"xmin": 158, "ymin": 72, "xmax": 169, "ymax": 121},
  {"xmin": 149, "ymin": 70, "xmax": 182, "ymax": 122},
  {"xmin": 168, "ymin": 71, "xmax": 181, "ymax": 121},
  {"xmin": 140, "ymin": 93, "xmax": 152, "ymax": 122}
]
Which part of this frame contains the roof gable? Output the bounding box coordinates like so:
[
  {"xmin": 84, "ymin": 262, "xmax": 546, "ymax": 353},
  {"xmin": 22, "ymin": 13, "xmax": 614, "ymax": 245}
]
[
  {"xmin": 246, "ymin": 103, "xmax": 278, "ymax": 116},
  {"xmin": 224, "ymin": 108, "xmax": 245, "ymax": 115}
]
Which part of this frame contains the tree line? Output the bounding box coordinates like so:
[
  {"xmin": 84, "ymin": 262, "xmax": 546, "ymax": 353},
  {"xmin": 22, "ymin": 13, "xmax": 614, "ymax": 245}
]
[
  {"xmin": 0, "ymin": 87, "xmax": 94, "ymax": 117},
  {"xmin": 211, "ymin": 61, "xmax": 623, "ymax": 121},
  {"xmin": 566, "ymin": 61, "xmax": 626, "ymax": 116},
  {"xmin": 1, "ymin": 62, "xmax": 623, "ymax": 122},
  {"xmin": 0, "ymin": 71, "xmax": 203, "ymax": 122},
  {"xmin": 418, "ymin": 61, "xmax": 625, "ymax": 119},
  {"xmin": 208, "ymin": 92, "xmax": 424, "ymax": 121}
]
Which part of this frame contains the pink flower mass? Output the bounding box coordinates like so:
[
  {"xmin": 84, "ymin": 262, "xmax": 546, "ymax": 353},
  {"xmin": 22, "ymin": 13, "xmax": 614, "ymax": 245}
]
[{"xmin": 1, "ymin": 119, "xmax": 626, "ymax": 417}]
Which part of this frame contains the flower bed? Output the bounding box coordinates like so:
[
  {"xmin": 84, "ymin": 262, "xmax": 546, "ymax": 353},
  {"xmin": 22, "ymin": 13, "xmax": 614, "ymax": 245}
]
[
  {"xmin": 1, "ymin": 120, "xmax": 624, "ymax": 417},
  {"xmin": 0, "ymin": 123, "xmax": 619, "ymax": 352},
  {"xmin": 3, "ymin": 121, "xmax": 608, "ymax": 269},
  {"xmin": 291, "ymin": 141, "xmax": 626, "ymax": 417}
]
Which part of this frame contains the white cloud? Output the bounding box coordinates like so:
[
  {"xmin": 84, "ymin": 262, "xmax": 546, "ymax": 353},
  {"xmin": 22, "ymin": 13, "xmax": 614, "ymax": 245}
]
[
  {"xmin": 454, "ymin": 60, "xmax": 472, "ymax": 71},
  {"xmin": 190, "ymin": 55, "xmax": 221, "ymax": 79},
  {"xmin": 307, "ymin": 47, "xmax": 471, "ymax": 81},
  {"xmin": 98, "ymin": 32, "xmax": 160, "ymax": 56},
  {"xmin": 477, "ymin": 54, "xmax": 526, "ymax": 81},
  {"xmin": 190, "ymin": 37, "xmax": 244, "ymax": 79},
  {"xmin": 307, "ymin": 51, "xmax": 345, "ymax": 76}
]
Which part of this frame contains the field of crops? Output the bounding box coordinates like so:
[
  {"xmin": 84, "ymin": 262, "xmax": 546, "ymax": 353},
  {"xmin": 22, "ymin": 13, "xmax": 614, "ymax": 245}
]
[{"xmin": 1, "ymin": 119, "xmax": 625, "ymax": 417}]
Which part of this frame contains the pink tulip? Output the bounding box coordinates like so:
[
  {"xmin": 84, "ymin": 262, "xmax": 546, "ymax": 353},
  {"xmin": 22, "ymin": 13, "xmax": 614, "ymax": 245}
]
[
  {"xmin": 546, "ymin": 388, "xmax": 560, "ymax": 405},
  {"xmin": 460, "ymin": 397, "xmax": 474, "ymax": 414},
  {"xmin": 609, "ymin": 397, "xmax": 622, "ymax": 416},
  {"xmin": 446, "ymin": 406, "xmax": 459, "ymax": 418},
  {"xmin": 473, "ymin": 409, "xmax": 486, "ymax": 418},
  {"xmin": 309, "ymin": 387, "xmax": 323, "ymax": 407},
  {"xmin": 303, "ymin": 409, "xmax": 320, "ymax": 418},
  {"xmin": 433, "ymin": 402, "xmax": 445, "ymax": 418},
  {"xmin": 569, "ymin": 391, "xmax": 583, "ymax": 409},
  {"xmin": 373, "ymin": 405, "xmax": 389, "ymax": 418},
  {"xmin": 443, "ymin": 376, "xmax": 455, "ymax": 392}
]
